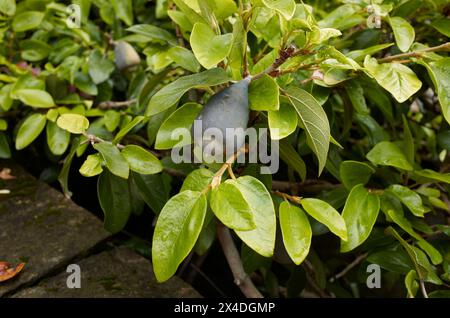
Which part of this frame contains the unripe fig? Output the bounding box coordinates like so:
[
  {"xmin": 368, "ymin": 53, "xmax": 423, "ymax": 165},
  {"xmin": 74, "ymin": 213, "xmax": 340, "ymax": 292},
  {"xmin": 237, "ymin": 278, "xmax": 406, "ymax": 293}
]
[
  {"xmin": 114, "ymin": 41, "xmax": 141, "ymax": 71},
  {"xmin": 194, "ymin": 77, "xmax": 251, "ymax": 161}
]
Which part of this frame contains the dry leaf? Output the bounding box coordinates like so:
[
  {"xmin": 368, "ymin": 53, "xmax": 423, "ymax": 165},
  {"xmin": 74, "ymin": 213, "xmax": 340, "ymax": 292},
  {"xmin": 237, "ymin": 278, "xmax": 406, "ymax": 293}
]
[
  {"xmin": 0, "ymin": 168, "xmax": 16, "ymax": 180},
  {"xmin": 0, "ymin": 262, "xmax": 26, "ymax": 282}
]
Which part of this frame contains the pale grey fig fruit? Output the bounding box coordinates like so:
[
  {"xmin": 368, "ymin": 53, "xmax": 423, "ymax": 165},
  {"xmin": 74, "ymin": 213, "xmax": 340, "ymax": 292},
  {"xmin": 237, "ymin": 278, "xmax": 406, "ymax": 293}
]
[
  {"xmin": 193, "ymin": 77, "xmax": 251, "ymax": 162},
  {"xmin": 114, "ymin": 41, "xmax": 141, "ymax": 70}
]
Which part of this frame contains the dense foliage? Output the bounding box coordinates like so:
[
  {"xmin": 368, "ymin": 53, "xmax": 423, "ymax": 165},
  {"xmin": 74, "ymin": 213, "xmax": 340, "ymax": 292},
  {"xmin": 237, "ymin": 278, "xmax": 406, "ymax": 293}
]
[{"xmin": 1, "ymin": 0, "xmax": 450, "ymax": 298}]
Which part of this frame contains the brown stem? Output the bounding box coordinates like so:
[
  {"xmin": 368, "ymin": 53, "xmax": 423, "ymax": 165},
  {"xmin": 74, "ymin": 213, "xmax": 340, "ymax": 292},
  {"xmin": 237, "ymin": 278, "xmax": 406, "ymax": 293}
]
[
  {"xmin": 272, "ymin": 190, "xmax": 302, "ymax": 205},
  {"xmin": 329, "ymin": 253, "xmax": 368, "ymax": 282},
  {"xmin": 216, "ymin": 223, "xmax": 263, "ymax": 298},
  {"xmin": 271, "ymin": 180, "xmax": 340, "ymax": 194},
  {"xmin": 97, "ymin": 99, "xmax": 137, "ymax": 110},
  {"xmin": 378, "ymin": 42, "xmax": 450, "ymax": 63},
  {"xmin": 252, "ymin": 46, "xmax": 312, "ymax": 80}
]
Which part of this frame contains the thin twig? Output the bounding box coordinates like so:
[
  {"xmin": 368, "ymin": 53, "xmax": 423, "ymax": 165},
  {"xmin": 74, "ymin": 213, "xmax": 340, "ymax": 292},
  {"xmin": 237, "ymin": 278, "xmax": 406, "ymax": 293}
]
[
  {"xmin": 378, "ymin": 42, "xmax": 450, "ymax": 63},
  {"xmin": 216, "ymin": 222, "xmax": 263, "ymax": 298},
  {"xmin": 272, "ymin": 190, "xmax": 302, "ymax": 205},
  {"xmin": 329, "ymin": 253, "xmax": 368, "ymax": 282},
  {"xmin": 97, "ymin": 99, "xmax": 137, "ymax": 110}
]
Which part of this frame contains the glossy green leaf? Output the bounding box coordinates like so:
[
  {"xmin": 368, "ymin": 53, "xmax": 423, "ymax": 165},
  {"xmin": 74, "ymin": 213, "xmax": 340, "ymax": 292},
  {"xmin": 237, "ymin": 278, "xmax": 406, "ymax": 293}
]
[
  {"xmin": 93, "ymin": 142, "xmax": 129, "ymax": 179},
  {"xmin": 152, "ymin": 190, "xmax": 207, "ymax": 282},
  {"xmin": 56, "ymin": 114, "xmax": 89, "ymax": 134},
  {"xmin": 79, "ymin": 153, "xmax": 103, "ymax": 177},
  {"xmin": 262, "ymin": 0, "xmax": 296, "ymax": 20},
  {"xmin": 46, "ymin": 121, "xmax": 70, "ymax": 156},
  {"xmin": 420, "ymin": 58, "xmax": 450, "ymax": 125},
  {"xmin": 413, "ymin": 169, "xmax": 450, "ymax": 184},
  {"xmin": 146, "ymin": 68, "xmax": 229, "ymax": 116},
  {"xmin": 15, "ymin": 113, "xmax": 47, "ymax": 150},
  {"xmin": 431, "ymin": 19, "xmax": 450, "ymax": 37},
  {"xmin": 167, "ymin": 46, "xmax": 201, "ymax": 72},
  {"xmin": 339, "ymin": 161, "xmax": 375, "ymax": 190},
  {"xmin": 12, "ymin": 11, "xmax": 44, "ymax": 32},
  {"xmin": 97, "ymin": 170, "xmax": 132, "ymax": 233},
  {"xmin": 121, "ymin": 145, "xmax": 162, "ymax": 175},
  {"xmin": 301, "ymin": 198, "xmax": 347, "ymax": 241},
  {"xmin": 234, "ymin": 176, "xmax": 276, "ymax": 257},
  {"xmin": 190, "ymin": 23, "xmax": 233, "ymax": 69},
  {"xmin": 127, "ymin": 24, "xmax": 177, "ymax": 45},
  {"xmin": 364, "ymin": 57, "xmax": 422, "ymax": 103},
  {"xmin": 0, "ymin": 132, "xmax": 11, "ymax": 159},
  {"xmin": 405, "ymin": 270, "xmax": 419, "ymax": 298},
  {"xmin": 268, "ymin": 101, "xmax": 298, "ymax": 140},
  {"xmin": 284, "ymin": 87, "xmax": 330, "ymax": 174},
  {"xmin": 249, "ymin": 74, "xmax": 279, "ymax": 111},
  {"xmin": 133, "ymin": 172, "xmax": 170, "ymax": 214},
  {"xmin": 111, "ymin": 0, "xmax": 133, "ymax": 26},
  {"xmin": 88, "ymin": 50, "xmax": 115, "ymax": 84},
  {"xmin": 155, "ymin": 102, "xmax": 202, "ymax": 150},
  {"xmin": 58, "ymin": 138, "xmax": 80, "ymax": 198},
  {"xmin": 345, "ymin": 80, "xmax": 368, "ymax": 114},
  {"xmin": 341, "ymin": 185, "xmax": 380, "ymax": 252},
  {"xmin": 388, "ymin": 16, "xmax": 415, "ymax": 52},
  {"xmin": 211, "ymin": 179, "xmax": 255, "ymax": 231},
  {"xmin": 180, "ymin": 168, "xmax": 214, "ymax": 192},
  {"xmin": 387, "ymin": 184, "xmax": 429, "ymax": 218},
  {"xmin": 279, "ymin": 138, "xmax": 306, "ymax": 181},
  {"xmin": 367, "ymin": 141, "xmax": 413, "ymax": 171},
  {"xmin": 113, "ymin": 116, "xmax": 145, "ymax": 143},
  {"xmin": 15, "ymin": 89, "xmax": 55, "ymax": 108},
  {"xmin": 279, "ymin": 201, "xmax": 312, "ymax": 265},
  {"xmin": 0, "ymin": 0, "xmax": 16, "ymax": 16},
  {"xmin": 229, "ymin": 17, "xmax": 246, "ymax": 80}
]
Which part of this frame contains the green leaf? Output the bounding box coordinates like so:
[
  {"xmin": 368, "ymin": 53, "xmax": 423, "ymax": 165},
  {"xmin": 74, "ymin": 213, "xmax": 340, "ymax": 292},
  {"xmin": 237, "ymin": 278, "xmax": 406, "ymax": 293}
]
[
  {"xmin": 346, "ymin": 43, "xmax": 394, "ymax": 62},
  {"xmin": 12, "ymin": 11, "xmax": 44, "ymax": 32},
  {"xmin": 0, "ymin": 0, "xmax": 16, "ymax": 16},
  {"xmin": 229, "ymin": 17, "xmax": 246, "ymax": 80},
  {"xmin": 340, "ymin": 185, "xmax": 380, "ymax": 252},
  {"xmin": 111, "ymin": 0, "xmax": 133, "ymax": 26},
  {"xmin": 301, "ymin": 198, "xmax": 347, "ymax": 241},
  {"xmin": 15, "ymin": 89, "xmax": 55, "ymax": 108},
  {"xmin": 172, "ymin": 0, "xmax": 206, "ymax": 26},
  {"xmin": 234, "ymin": 176, "xmax": 276, "ymax": 257},
  {"xmin": 388, "ymin": 16, "xmax": 415, "ymax": 53},
  {"xmin": 405, "ymin": 270, "xmax": 419, "ymax": 298},
  {"xmin": 431, "ymin": 19, "xmax": 450, "ymax": 37},
  {"xmin": 46, "ymin": 121, "xmax": 70, "ymax": 156},
  {"xmin": 121, "ymin": 145, "xmax": 162, "ymax": 175},
  {"xmin": 284, "ymin": 87, "xmax": 330, "ymax": 174},
  {"xmin": 56, "ymin": 114, "xmax": 89, "ymax": 134},
  {"xmin": 155, "ymin": 102, "xmax": 202, "ymax": 150},
  {"xmin": 249, "ymin": 74, "xmax": 280, "ymax": 111},
  {"xmin": 420, "ymin": 58, "xmax": 450, "ymax": 125},
  {"xmin": 413, "ymin": 169, "xmax": 450, "ymax": 184},
  {"xmin": 339, "ymin": 161, "xmax": 375, "ymax": 190},
  {"xmin": 345, "ymin": 80, "xmax": 368, "ymax": 114},
  {"xmin": 190, "ymin": 23, "xmax": 233, "ymax": 69},
  {"xmin": 364, "ymin": 57, "xmax": 422, "ymax": 103},
  {"xmin": 58, "ymin": 138, "xmax": 80, "ymax": 198},
  {"xmin": 152, "ymin": 190, "xmax": 207, "ymax": 282},
  {"xmin": 387, "ymin": 184, "xmax": 429, "ymax": 217},
  {"xmin": 133, "ymin": 172, "xmax": 170, "ymax": 214},
  {"xmin": 168, "ymin": 46, "xmax": 201, "ymax": 72},
  {"xmin": 127, "ymin": 24, "xmax": 177, "ymax": 46},
  {"xmin": 180, "ymin": 168, "xmax": 214, "ymax": 192},
  {"xmin": 367, "ymin": 141, "xmax": 413, "ymax": 171},
  {"xmin": 402, "ymin": 115, "xmax": 415, "ymax": 165},
  {"xmin": 367, "ymin": 248, "xmax": 413, "ymax": 274},
  {"xmin": 93, "ymin": 142, "xmax": 129, "ymax": 179},
  {"xmin": 279, "ymin": 201, "xmax": 312, "ymax": 265},
  {"xmin": 262, "ymin": 0, "xmax": 296, "ymax": 20},
  {"xmin": 268, "ymin": 101, "xmax": 298, "ymax": 140},
  {"xmin": 97, "ymin": 170, "xmax": 132, "ymax": 233},
  {"xmin": 113, "ymin": 116, "xmax": 145, "ymax": 143},
  {"xmin": 88, "ymin": 50, "xmax": 115, "ymax": 84},
  {"xmin": 0, "ymin": 132, "xmax": 11, "ymax": 159},
  {"xmin": 15, "ymin": 113, "xmax": 47, "ymax": 150},
  {"xmin": 74, "ymin": 72, "xmax": 98, "ymax": 96},
  {"xmin": 79, "ymin": 154, "xmax": 103, "ymax": 177},
  {"xmin": 211, "ymin": 179, "xmax": 256, "ymax": 231},
  {"xmin": 279, "ymin": 138, "xmax": 306, "ymax": 181},
  {"xmin": 146, "ymin": 68, "xmax": 229, "ymax": 116}
]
